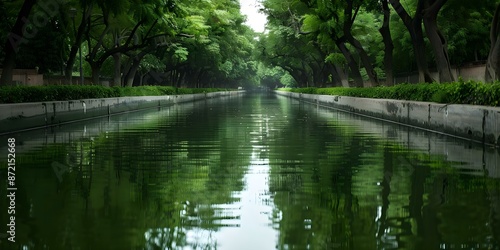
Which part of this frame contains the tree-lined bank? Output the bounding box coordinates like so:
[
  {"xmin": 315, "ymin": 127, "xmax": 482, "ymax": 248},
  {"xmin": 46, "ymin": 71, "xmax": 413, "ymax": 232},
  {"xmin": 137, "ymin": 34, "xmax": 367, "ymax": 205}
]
[
  {"xmin": 0, "ymin": 85, "xmax": 231, "ymax": 103},
  {"xmin": 2, "ymin": 0, "xmax": 500, "ymax": 90},
  {"xmin": 279, "ymin": 80, "xmax": 500, "ymax": 107},
  {"xmin": 0, "ymin": 0, "xmax": 259, "ymax": 88},
  {"xmin": 258, "ymin": 0, "xmax": 500, "ymax": 87}
]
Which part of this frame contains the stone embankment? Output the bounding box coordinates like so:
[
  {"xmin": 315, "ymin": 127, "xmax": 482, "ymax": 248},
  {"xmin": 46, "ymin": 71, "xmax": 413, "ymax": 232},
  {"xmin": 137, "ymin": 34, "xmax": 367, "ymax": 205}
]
[
  {"xmin": 276, "ymin": 91, "xmax": 500, "ymax": 146},
  {"xmin": 0, "ymin": 91, "xmax": 242, "ymax": 134}
]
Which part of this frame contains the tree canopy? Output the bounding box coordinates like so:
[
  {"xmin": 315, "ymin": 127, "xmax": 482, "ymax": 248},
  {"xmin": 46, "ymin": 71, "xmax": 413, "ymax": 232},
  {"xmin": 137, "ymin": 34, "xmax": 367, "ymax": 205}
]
[
  {"xmin": 1, "ymin": 0, "xmax": 500, "ymax": 87},
  {"xmin": 258, "ymin": 0, "xmax": 500, "ymax": 86}
]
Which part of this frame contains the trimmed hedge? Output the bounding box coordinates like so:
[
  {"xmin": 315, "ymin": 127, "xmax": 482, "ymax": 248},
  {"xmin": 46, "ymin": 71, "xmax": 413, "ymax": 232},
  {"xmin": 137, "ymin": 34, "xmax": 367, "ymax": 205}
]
[
  {"xmin": 279, "ymin": 80, "xmax": 500, "ymax": 107},
  {"xmin": 0, "ymin": 85, "xmax": 231, "ymax": 103}
]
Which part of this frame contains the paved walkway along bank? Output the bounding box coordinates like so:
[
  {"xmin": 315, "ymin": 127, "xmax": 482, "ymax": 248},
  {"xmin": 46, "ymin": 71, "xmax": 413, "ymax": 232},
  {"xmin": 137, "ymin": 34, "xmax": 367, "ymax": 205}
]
[
  {"xmin": 0, "ymin": 91, "xmax": 243, "ymax": 135},
  {"xmin": 276, "ymin": 91, "xmax": 500, "ymax": 147}
]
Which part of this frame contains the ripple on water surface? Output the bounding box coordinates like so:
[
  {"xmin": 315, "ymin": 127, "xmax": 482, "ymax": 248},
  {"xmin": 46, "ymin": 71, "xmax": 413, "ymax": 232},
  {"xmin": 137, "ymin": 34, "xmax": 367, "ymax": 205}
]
[{"xmin": 0, "ymin": 93, "xmax": 499, "ymax": 249}]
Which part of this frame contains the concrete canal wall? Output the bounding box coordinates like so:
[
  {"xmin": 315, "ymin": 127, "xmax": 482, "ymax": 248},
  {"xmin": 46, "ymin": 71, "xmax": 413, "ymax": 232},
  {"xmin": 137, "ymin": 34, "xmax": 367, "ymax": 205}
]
[
  {"xmin": 276, "ymin": 91, "xmax": 500, "ymax": 147},
  {"xmin": 309, "ymin": 105, "xmax": 500, "ymax": 178},
  {"xmin": 0, "ymin": 91, "xmax": 243, "ymax": 135}
]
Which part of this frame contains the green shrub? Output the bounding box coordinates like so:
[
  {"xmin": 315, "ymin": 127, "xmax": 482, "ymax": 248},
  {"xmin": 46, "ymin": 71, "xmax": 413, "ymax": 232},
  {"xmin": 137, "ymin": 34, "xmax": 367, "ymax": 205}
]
[
  {"xmin": 0, "ymin": 85, "xmax": 231, "ymax": 103},
  {"xmin": 278, "ymin": 80, "xmax": 500, "ymax": 107}
]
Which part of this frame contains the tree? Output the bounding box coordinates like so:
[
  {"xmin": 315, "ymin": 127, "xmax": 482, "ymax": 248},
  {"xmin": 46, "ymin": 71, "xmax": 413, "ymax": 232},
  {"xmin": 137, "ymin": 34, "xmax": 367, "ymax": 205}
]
[
  {"xmin": 82, "ymin": 0, "xmax": 179, "ymax": 85},
  {"xmin": 160, "ymin": 0, "xmax": 258, "ymax": 88},
  {"xmin": 389, "ymin": 0, "xmax": 455, "ymax": 83},
  {"xmin": 389, "ymin": 0, "xmax": 434, "ymax": 83},
  {"xmin": 423, "ymin": 0, "xmax": 454, "ymax": 82},
  {"xmin": 486, "ymin": 3, "xmax": 500, "ymax": 82},
  {"xmin": 342, "ymin": 0, "xmax": 379, "ymax": 86},
  {"xmin": 0, "ymin": 0, "xmax": 37, "ymax": 86},
  {"xmin": 440, "ymin": 0, "xmax": 495, "ymax": 65},
  {"xmin": 259, "ymin": 0, "xmax": 333, "ymax": 87},
  {"xmin": 15, "ymin": 4, "xmax": 70, "ymax": 74},
  {"xmin": 378, "ymin": 0, "xmax": 394, "ymax": 85},
  {"xmin": 64, "ymin": 0, "xmax": 94, "ymax": 84}
]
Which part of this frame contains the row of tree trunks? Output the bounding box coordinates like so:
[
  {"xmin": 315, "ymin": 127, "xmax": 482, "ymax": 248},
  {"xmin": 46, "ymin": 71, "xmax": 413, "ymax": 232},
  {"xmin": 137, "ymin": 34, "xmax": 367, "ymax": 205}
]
[
  {"xmin": 388, "ymin": 0, "xmax": 455, "ymax": 83},
  {"xmin": 336, "ymin": 38, "xmax": 363, "ymax": 87},
  {"xmin": 283, "ymin": 66, "xmax": 309, "ymax": 88},
  {"xmin": 123, "ymin": 47, "xmax": 156, "ymax": 87}
]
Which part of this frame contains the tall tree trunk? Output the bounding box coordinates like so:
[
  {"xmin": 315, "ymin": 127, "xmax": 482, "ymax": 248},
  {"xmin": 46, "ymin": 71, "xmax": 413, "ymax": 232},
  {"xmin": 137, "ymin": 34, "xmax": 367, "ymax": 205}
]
[
  {"xmin": 330, "ymin": 63, "xmax": 350, "ymax": 87},
  {"xmin": 344, "ymin": 0, "xmax": 378, "ymax": 87},
  {"xmin": 423, "ymin": 0, "xmax": 454, "ymax": 83},
  {"xmin": 284, "ymin": 67, "xmax": 305, "ymax": 87},
  {"xmin": 124, "ymin": 47, "xmax": 156, "ymax": 87},
  {"xmin": 125, "ymin": 62, "xmax": 139, "ymax": 87},
  {"xmin": 302, "ymin": 61, "xmax": 314, "ymax": 87},
  {"xmin": 380, "ymin": 0, "xmax": 394, "ymax": 86},
  {"xmin": 90, "ymin": 63, "xmax": 101, "ymax": 85},
  {"xmin": 336, "ymin": 39, "xmax": 363, "ymax": 87},
  {"xmin": 139, "ymin": 72, "xmax": 148, "ymax": 86},
  {"xmin": 0, "ymin": 0, "xmax": 37, "ymax": 86},
  {"xmin": 180, "ymin": 71, "xmax": 187, "ymax": 87},
  {"xmin": 345, "ymin": 34, "xmax": 378, "ymax": 87},
  {"xmin": 121, "ymin": 58, "xmax": 132, "ymax": 85},
  {"xmin": 196, "ymin": 69, "xmax": 204, "ymax": 87},
  {"xmin": 65, "ymin": 4, "xmax": 92, "ymax": 85},
  {"xmin": 486, "ymin": 4, "xmax": 500, "ymax": 82},
  {"xmin": 86, "ymin": 23, "xmax": 109, "ymax": 86},
  {"xmin": 311, "ymin": 55, "xmax": 328, "ymax": 87},
  {"xmin": 389, "ymin": 0, "xmax": 434, "ymax": 83},
  {"xmin": 112, "ymin": 52, "xmax": 121, "ymax": 87},
  {"xmin": 175, "ymin": 71, "xmax": 182, "ymax": 88},
  {"xmin": 111, "ymin": 31, "xmax": 121, "ymax": 87},
  {"xmin": 167, "ymin": 70, "xmax": 174, "ymax": 86},
  {"xmin": 410, "ymin": 25, "xmax": 433, "ymax": 83}
]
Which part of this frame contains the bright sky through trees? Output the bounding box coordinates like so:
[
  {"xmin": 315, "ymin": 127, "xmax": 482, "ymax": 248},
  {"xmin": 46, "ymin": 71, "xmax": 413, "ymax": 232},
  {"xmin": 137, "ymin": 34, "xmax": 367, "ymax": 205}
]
[{"xmin": 239, "ymin": 0, "xmax": 267, "ymax": 32}]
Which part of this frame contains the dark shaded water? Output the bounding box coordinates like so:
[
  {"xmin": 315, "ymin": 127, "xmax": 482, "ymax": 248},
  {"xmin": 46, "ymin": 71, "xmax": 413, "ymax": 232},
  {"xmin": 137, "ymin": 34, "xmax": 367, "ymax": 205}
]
[{"xmin": 1, "ymin": 93, "xmax": 499, "ymax": 249}]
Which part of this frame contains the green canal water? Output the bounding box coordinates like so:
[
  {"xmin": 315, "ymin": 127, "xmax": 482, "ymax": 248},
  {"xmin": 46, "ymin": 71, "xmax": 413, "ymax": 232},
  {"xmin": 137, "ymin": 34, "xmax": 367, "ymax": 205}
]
[{"xmin": 0, "ymin": 93, "xmax": 499, "ymax": 249}]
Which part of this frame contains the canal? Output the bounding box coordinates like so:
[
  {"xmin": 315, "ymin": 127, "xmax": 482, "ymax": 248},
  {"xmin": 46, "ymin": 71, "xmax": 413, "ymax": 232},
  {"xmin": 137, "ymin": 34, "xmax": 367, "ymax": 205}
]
[{"xmin": 0, "ymin": 92, "xmax": 499, "ymax": 249}]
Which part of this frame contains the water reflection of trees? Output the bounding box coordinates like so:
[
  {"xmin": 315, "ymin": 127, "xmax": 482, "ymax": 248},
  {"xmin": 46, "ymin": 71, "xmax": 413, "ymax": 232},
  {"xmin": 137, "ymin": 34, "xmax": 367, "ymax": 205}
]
[
  {"xmin": 94, "ymin": 102, "xmax": 250, "ymax": 249},
  {"xmin": 2, "ymin": 95, "xmax": 500, "ymax": 249},
  {"xmin": 266, "ymin": 100, "xmax": 500, "ymax": 249},
  {"xmin": 2, "ymin": 97, "xmax": 252, "ymax": 249}
]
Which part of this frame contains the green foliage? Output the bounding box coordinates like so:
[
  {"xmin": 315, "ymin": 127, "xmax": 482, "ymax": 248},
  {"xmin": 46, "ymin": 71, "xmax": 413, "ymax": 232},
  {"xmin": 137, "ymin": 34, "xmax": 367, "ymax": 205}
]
[
  {"xmin": 139, "ymin": 54, "xmax": 165, "ymax": 73},
  {"xmin": 280, "ymin": 73, "xmax": 296, "ymax": 87},
  {"xmin": 0, "ymin": 85, "xmax": 120, "ymax": 103},
  {"xmin": 2, "ymin": 0, "xmax": 498, "ymax": 88},
  {"xmin": 279, "ymin": 80, "xmax": 500, "ymax": 107},
  {"xmin": 301, "ymin": 14, "xmax": 321, "ymax": 32},
  {"xmin": 256, "ymin": 64, "xmax": 296, "ymax": 88},
  {"xmin": 116, "ymin": 86, "xmax": 174, "ymax": 96},
  {"xmin": 171, "ymin": 45, "xmax": 190, "ymax": 62},
  {"xmin": 160, "ymin": 0, "xmax": 258, "ymax": 88},
  {"xmin": 175, "ymin": 87, "xmax": 229, "ymax": 94},
  {"xmin": 0, "ymin": 85, "xmax": 231, "ymax": 103},
  {"xmin": 439, "ymin": 0, "xmax": 497, "ymax": 65},
  {"xmin": 325, "ymin": 53, "xmax": 346, "ymax": 64}
]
